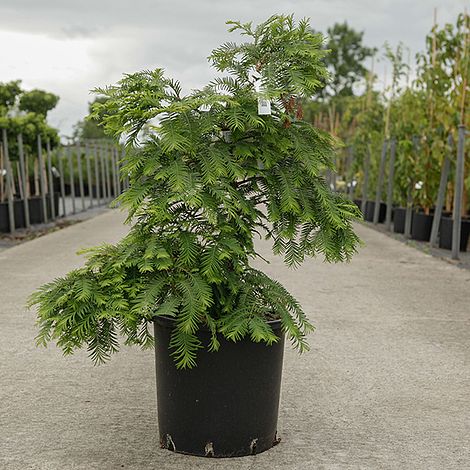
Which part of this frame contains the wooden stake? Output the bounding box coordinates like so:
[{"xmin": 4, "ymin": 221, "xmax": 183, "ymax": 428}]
[
  {"xmin": 46, "ymin": 139, "xmax": 56, "ymax": 220},
  {"xmin": 25, "ymin": 151, "xmax": 30, "ymax": 199},
  {"xmin": 429, "ymin": 134, "xmax": 452, "ymax": 247},
  {"xmin": 406, "ymin": 48, "xmax": 411, "ymax": 88},
  {"xmin": 16, "ymin": 162, "xmax": 23, "ymax": 200},
  {"xmin": 2, "ymin": 128, "xmax": 15, "ymax": 233},
  {"xmin": 34, "ymin": 158, "xmax": 39, "ymax": 196},
  {"xmin": 0, "ymin": 144, "xmax": 4, "ymax": 203},
  {"xmin": 432, "ymin": 8, "xmax": 437, "ymax": 67},
  {"xmin": 459, "ymin": 18, "xmax": 468, "ymax": 125},
  {"xmin": 17, "ymin": 133, "xmax": 30, "ymax": 228},
  {"xmin": 37, "ymin": 135, "xmax": 48, "ymax": 223}
]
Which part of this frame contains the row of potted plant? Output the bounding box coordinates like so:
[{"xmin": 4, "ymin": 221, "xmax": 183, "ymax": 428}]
[{"xmin": 343, "ymin": 12, "xmax": 469, "ymax": 251}]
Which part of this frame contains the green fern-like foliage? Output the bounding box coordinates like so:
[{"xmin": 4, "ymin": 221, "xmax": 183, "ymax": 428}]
[{"xmin": 29, "ymin": 15, "xmax": 361, "ymax": 368}]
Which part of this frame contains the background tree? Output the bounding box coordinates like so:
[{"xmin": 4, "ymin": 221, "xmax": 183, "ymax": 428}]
[
  {"xmin": 0, "ymin": 80, "xmax": 22, "ymax": 112},
  {"xmin": 320, "ymin": 22, "xmax": 376, "ymax": 98},
  {"xmin": 0, "ymin": 80, "xmax": 60, "ymax": 160},
  {"xmin": 72, "ymin": 96, "xmax": 108, "ymax": 141},
  {"xmin": 304, "ymin": 22, "xmax": 376, "ymax": 140},
  {"xmin": 414, "ymin": 12, "xmax": 469, "ymax": 213},
  {"xmin": 18, "ymin": 89, "xmax": 59, "ymax": 117}
]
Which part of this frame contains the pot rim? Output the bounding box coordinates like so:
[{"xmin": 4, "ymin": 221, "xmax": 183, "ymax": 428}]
[
  {"xmin": 153, "ymin": 315, "xmax": 283, "ymax": 331},
  {"xmin": 440, "ymin": 215, "xmax": 470, "ymax": 222}
]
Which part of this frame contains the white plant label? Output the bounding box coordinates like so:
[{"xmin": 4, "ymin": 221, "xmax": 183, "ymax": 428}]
[
  {"xmin": 258, "ymin": 98, "xmax": 271, "ymax": 115},
  {"xmin": 221, "ymin": 130, "xmax": 232, "ymax": 143}
]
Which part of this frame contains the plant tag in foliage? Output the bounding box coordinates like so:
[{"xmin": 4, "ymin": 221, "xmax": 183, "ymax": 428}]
[
  {"xmin": 221, "ymin": 130, "xmax": 232, "ymax": 143},
  {"xmin": 258, "ymin": 98, "xmax": 271, "ymax": 115}
]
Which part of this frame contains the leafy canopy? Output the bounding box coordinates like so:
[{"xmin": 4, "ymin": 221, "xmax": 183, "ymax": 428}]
[
  {"xmin": 73, "ymin": 96, "xmax": 109, "ymax": 141},
  {"xmin": 0, "ymin": 80, "xmax": 60, "ymax": 159},
  {"xmin": 29, "ymin": 15, "xmax": 361, "ymax": 369},
  {"xmin": 18, "ymin": 89, "xmax": 59, "ymax": 117},
  {"xmin": 318, "ymin": 22, "xmax": 376, "ymax": 98}
]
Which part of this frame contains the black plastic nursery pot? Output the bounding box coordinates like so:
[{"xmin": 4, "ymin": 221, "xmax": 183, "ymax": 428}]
[
  {"xmin": 364, "ymin": 200, "xmax": 386, "ymax": 223},
  {"xmin": 439, "ymin": 217, "xmax": 470, "ymax": 252},
  {"xmin": 0, "ymin": 193, "xmax": 60, "ymax": 232},
  {"xmin": 153, "ymin": 317, "xmax": 285, "ymax": 458},
  {"xmin": 0, "ymin": 199, "xmax": 24, "ymax": 232},
  {"xmin": 28, "ymin": 193, "xmax": 60, "ymax": 224},
  {"xmin": 410, "ymin": 212, "xmax": 434, "ymax": 241},
  {"xmin": 393, "ymin": 207, "xmax": 407, "ymax": 234}
]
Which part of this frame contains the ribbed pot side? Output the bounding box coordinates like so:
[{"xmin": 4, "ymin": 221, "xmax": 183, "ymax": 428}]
[{"xmin": 153, "ymin": 317, "xmax": 285, "ymax": 458}]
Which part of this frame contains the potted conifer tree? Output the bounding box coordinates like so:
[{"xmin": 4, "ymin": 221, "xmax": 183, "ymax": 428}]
[{"xmin": 29, "ymin": 15, "xmax": 360, "ymax": 458}]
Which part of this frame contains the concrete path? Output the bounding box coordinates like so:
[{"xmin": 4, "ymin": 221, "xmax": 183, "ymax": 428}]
[{"xmin": 0, "ymin": 211, "xmax": 468, "ymax": 469}]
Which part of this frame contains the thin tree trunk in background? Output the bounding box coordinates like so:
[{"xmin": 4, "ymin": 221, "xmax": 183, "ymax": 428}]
[
  {"xmin": 385, "ymin": 137, "xmax": 397, "ymax": 231},
  {"xmin": 347, "ymin": 146, "xmax": 355, "ymax": 200},
  {"xmin": 373, "ymin": 140, "xmax": 388, "ymax": 224},
  {"xmin": 85, "ymin": 143, "xmax": 93, "ymax": 208},
  {"xmin": 58, "ymin": 150, "xmax": 66, "ymax": 217},
  {"xmin": 37, "ymin": 135, "xmax": 48, "ymax": 223},
  {"xmin": 0, "ymin": 145, "xmax": 4, "ymax": 203},
  {"xmin": 115, "ymin": 146, "xmax": 121, "ymax": 195},
  {"xmin": 446, "ymin": 181, "xmax": 453, "ymax": 212},
  {"xmin": 429, "ymin": 146, "xmax": 451, "ymax": 247},
  {"xmin": 18, "ymin": 133, "xmax": 30, "ymax": 228},
  {"xmin": 404, "ymin": 184, "xmax": 413, "ymax": 238},
  {"xmin": 452, "ymin": 125, "xmax": 466, "ymax": 259},
  {"xmin": 25, "ymin": 151, "xmax": 31, "ymax": 199},
  {"xmin": 76, "ymin": 143, "xmax": 85, "ymax": 211},
  {"xmin": 94, "ymin": 145, "xmax": 101, "ymax": 205},
  {"xmin": 68, "ymin": 146, "xmax": 76, "ymax": 214},
  {"xmin": 16, "ymin": 162, "xmax": 23, "ymax": 199},
  {"xmin": 361, "ymin": 146, "xmax": 371, "ymax": 215},
  {"xmin": 462, "ymin": 165, "xmax": 468, "ymax": 216},
  {"xmin": 2, "ymin": 128, "xmax": 15, "ymax": 233},
  {"xmin": 7, "ymin": 157, "xmax": 16, "ymax": 198},
  {"xmin": 100, "ymin": 147, "xmax": 107, "ymax": 202},
  {"xmin": 47, "ymin": 139, "xmax": 55, "ymax": 219},
  {"xmin": 34, "ymin": 158, "xmax": 39, "ymax": 196}
]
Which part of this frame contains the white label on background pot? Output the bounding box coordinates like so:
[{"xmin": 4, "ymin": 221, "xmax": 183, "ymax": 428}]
[{"xmin": 258, "ymin": 98, "xmax": 271, "ymax": 115}]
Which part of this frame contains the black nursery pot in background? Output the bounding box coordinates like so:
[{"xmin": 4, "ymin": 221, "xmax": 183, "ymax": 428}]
[
  {"xmin": 28, "ymin": 193, "xmax": 60, "ymax": 224},
  {"xmin": 0, "ymin": 200, "xmax": 25, "ymax": 232},
  {"xmin": 364, "ymin": 200, "xmax": 386, "ymax": 223},
  {"xmin": 154, "ymin": 317, "xmax": 285, "ymax": 458},
  {"xmin": 411, "ymin": 212, "xmax": 434, "ymax": 241},
  {"xmin": 439, "ymin": 217, "xmax": 470, "ymax": 252},
  {"xmin": 393, "ymin": 207, "xmax": 407, "ymax": 234},
  {"xmin": 0, "ymin": 193, "xmax": 60, "ymax": 232}
]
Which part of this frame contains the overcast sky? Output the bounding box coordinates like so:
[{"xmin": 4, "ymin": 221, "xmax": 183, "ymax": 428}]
[{"xmin": 0, "ymin": 0, "xmax": 467, "ymax": 138}]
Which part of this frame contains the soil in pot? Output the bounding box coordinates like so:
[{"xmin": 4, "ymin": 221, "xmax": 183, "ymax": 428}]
[
  {"xmin": 411, "ymin": 212, "xmax": 434, "ymax": 241},
  {"xmin": 393, "ymin": 207, "xmax": 407, "ymax": 234},
  {"xmin": 364, "ymin": 200, "xmax": 386, "ymax": 223},
  {"xmin": 439, "ymin": 217, "xmax": 470, "ymax": 252},
  {"xmin": 154, "ymin": 317, "xmax": 285, "ymax": 458}
]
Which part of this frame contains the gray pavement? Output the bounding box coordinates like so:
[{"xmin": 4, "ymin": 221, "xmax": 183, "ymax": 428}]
[
  {"xmin": 367, "ymin": 221, "xmax": 470, "ymax": 271},
  {"xmin": 0, "ymin": 197, "xmax": 110, "ymax": 252},
  {"xmin": 0, "ymin": 211, "xmax": 469, "ymax": 469}
]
